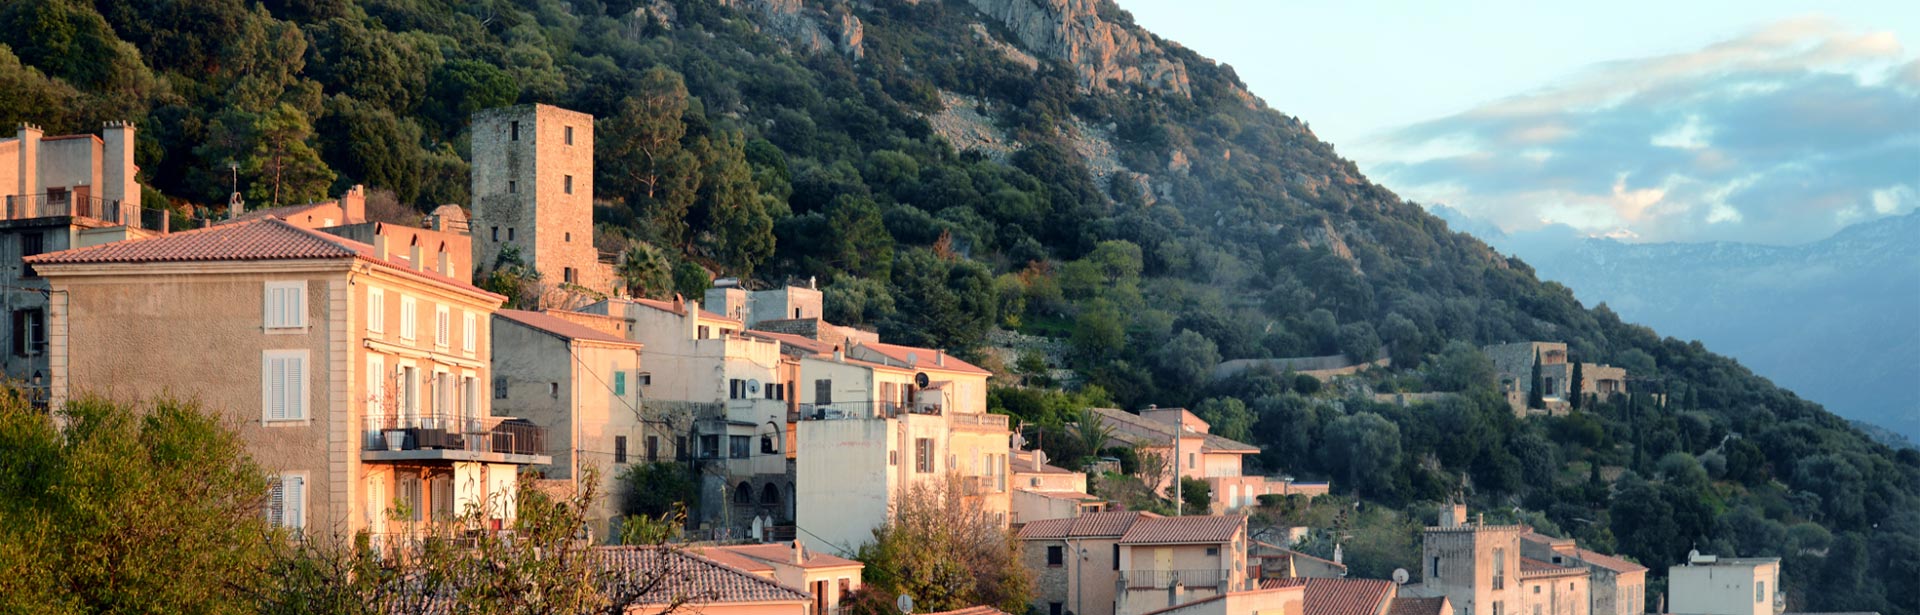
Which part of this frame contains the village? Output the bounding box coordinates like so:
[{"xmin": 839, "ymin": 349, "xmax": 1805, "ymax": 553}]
[{"xmin": 0, "ymin": 106, "xmax": 1790, "ymax": 615}]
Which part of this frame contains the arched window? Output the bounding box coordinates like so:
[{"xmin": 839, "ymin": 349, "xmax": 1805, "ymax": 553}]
[
  {"xmin": 734, "ymin": 482, "xmax": 752, "ymax": 505},
  {"xmin": 761, "ymin": 483, "xmax": 782, "ymax": 507}
]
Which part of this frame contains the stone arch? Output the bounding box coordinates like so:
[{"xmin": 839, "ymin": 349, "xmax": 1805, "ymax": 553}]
[
  {"xmin": 761, "ymin": 483, "xmax": 782, "ymax": 508},
  {"xmin": 734, "ymin": 481, "xmax": 752, "ymax": 506}
]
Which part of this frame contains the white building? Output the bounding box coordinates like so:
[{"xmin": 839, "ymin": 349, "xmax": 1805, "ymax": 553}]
[{"xmin": 1668, "ymin": 553, "xmax": 1782, "ymax": 615}]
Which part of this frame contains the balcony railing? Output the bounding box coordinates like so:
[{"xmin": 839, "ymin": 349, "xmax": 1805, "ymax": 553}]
[
  {"xmin": 5, "ymin": 193, "xmax": 124, "ymax": 223},
  {"xmin": 1123, "ymin": 569, "xmax": 1230, "ymax": 589},
  {"xmin": 952, "ymin": 413, "xmax": 1010, "ymax": 431},
  {"xmin": 363, "ymin": 413, "xmax": 545, "ymax": 457}
]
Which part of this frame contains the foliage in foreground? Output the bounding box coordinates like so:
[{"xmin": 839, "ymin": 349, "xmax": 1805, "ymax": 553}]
[{"xmin": 849, "ymin": 475, "xmax": 1034, "ymax": 615}]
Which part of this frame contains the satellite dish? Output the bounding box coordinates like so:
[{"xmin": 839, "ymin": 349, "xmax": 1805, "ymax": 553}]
[
  {"xmin": 1393, "ymin": 568, "xmax": 1410, "ymax": 585},
  {"xmin": 914, "ymin": 372, "xmax": 930, "ymax": 388},
  {"xmin": 896, "ymin": 594, "xmax": 914, "ymax": 615},
  {"xmin": 747, "ymin": 379, "xmax": 761, "ymax": 394}
]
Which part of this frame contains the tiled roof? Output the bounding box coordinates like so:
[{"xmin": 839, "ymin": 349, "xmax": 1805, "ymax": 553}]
[
  {"xmin": 227, "ymin": 201, "xmax": 337, "ymax": 224},
  {"xmin": 1574, "ymin": 548, "xmax": 1648, "ymax": 574},
  {"xmin": 743, "ymin": 329, "xmax": 839, "ymax": 356},
  {"xmin": 629, "ymin": 296, "xmax": 739, "ymax": 323},
  {"xmin": 854, "ymin": 341, "xmax": 990, "ymax": 375},
  {"xmin": 923, "ymin": 607, "xmax": 1013, "ymax": 615},
  {"xmin": 1263, "ymin": 578, "xmax": 1396, "ymax": 615},
  {"xmin": 1520, "ymin": 557, "xmax": 1588, "ymax": 579},
  {"xmin": 704, "ymin": 542, "xmax": 864, "ymax": 570},
  {"xmin": 1018, "ymin": 510, "xmax": 1157, "ymax": 540},
  {"xmin": 1012, "ymin": 451, "xmax": 1079, "ymax": 475},
  {"xmin": 690, "ymin": 547, "xmax": 776, "ymax": 575},
  {"xmin": 1253, "ymin": 542, "xmax": 1347, "ymax": 570},
  {"xmin": 1092, "ymin": 407, "xmax": 1261, "ymax": 453},
  {"xmin": 595, "ymin": 546, "xmax": 811, "ymax": 604},
  {"xmin": 1018, "ymin": 489, "xmax": 1101, "ymax": 501},
  {"xmin": 1388, "ymin": 597, "xmax": 1448, "ymax": 615},
  {"xmin": 24, "ymin": 217, "xmax": 500, "ymax": 299},
  {"xmin": 1118, "ymin": 515, "xmax": 1246, "ymax": 545},
  {"xmin": 496, "ymin": 309, "xmax": 640, "ymax": 347}
]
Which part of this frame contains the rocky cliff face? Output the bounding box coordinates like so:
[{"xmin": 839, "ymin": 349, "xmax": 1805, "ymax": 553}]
[
  {"xmin": 715, "ymin": 0, "xmax": 864, "ymax": 59},
  {"xmin": 965, "ymin": 0, "xmax": 1190, "ymax": 96}
]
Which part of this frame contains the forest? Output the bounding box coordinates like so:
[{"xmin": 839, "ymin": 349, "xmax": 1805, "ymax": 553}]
[{"xmin": 0, "ymin": 1, "xmax": 1913, "ymax": 613}]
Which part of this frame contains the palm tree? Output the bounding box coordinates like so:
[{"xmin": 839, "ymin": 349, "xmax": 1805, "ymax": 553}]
[
  {"xmin": 1071, "ymin": 407, "xmax": 1116, "ymax": 467},
  {"xmin": 617, "ymin": 243, "xmax": 673, "ymax": 299}
]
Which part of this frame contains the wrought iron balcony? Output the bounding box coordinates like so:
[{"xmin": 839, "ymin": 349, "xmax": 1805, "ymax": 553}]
[
  {"xmin": 4, "ymin": 193, "xmax": 124, "ymax": 223},
  {"xmin": 1123, "ymin": 569, "xmax": 1231, "ymax": 589},
  {"xmin": 362, "ymin": 413, "xmax": 549, "ymax": 465}
]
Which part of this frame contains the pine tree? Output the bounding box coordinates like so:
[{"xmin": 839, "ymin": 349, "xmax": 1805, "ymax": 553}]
[
  {"xmin": 1528, "ymin": 348, "xmax": 1546, "ymax": 409},
  {"xmin": 1570, "ymin": 361, "xmax": 1585, "ymax": 410}
]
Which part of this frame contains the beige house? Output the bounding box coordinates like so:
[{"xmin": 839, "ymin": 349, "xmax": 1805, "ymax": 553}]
[
  {"xmin": 1096, "ymin": 406, "xmax": 1328, "ymax": 514},
  {"xmin": 1250, "ymin": 541, "xmax": 1348, "ymax": 580},
  {"xmin": 695, "ymin": 540, "xmax": 864, "ymax": 615},
  {"xmin": 490, "ymin": 308, "xmax": 645, "ymax": 540},
  {"xmin": 1403, "ymin": 506, "xmax": 1594, "ymax": 615},
  {"xmin": 1521, "ymin": 532, "xmax": 1647, "ymax": 615},
  {"xmin": 794, "ymin": 342, "xmax": 1011, "ymax": 556},
  {"xmin": 1114, "ymin": 515, "xmax": 1252, "ymax": 615},
  {"xmin": 29, "ymin": 217, "xmax": 549, "ymax": 540},
  {"xmin": 1011, "ymin": 449, "xmax": 1105, "ymax": 525},
  {"xmin": 1483, "ymin": 342, "xmax": 1629, "ymax": 416},
  {"xmin": 1667, "ymin": 554, "xmax": 1782, "ymax": 615},
  {"xmin": 1, "ymin": 122, "xmax": 155, "ymax": 394}
]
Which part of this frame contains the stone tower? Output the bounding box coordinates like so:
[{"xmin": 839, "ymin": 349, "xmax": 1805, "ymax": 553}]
[{"xmin": 469, "ymin": 104, "xmax": 601, "ymax": 293}]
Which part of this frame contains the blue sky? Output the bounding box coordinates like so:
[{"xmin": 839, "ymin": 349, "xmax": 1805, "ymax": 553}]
[{"xmin": 1118, "ymin": 1, "xmax": 1920, "ymax": 244}]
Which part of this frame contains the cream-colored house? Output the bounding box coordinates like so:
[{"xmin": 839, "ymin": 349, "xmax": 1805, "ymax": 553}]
[
  {"xmin": 695, "ymin": 540, "xmax": 864, "ymax": 614},
  {"xmin": 490, "ymin": 308, "xmax": 645, "ymax": 540},
  {"xmin": 29, "ymin": 217, "xmax": 549, "ymax": 540},
  {"xmin": 1113, "ymin": 515, "xmax": 1251, "ymax": 615},
  {"xmin": 1521, "ymin": 532, "xmax": 1647, "ymax": 615},
  {"xmin": 794, "ymin": 342, "xmax": 1011, "ymax": 556},
  {"xmin": 1667, "ymin": 554, "xmax": 1782, "ymax": 615},
  {"xmin": 1010, "ymin": 449, "xmax": 1104, "ymax": 525},
  {"xmin": 1095, "ymin": 406, "xmax": 1327, "ymax": 514}
]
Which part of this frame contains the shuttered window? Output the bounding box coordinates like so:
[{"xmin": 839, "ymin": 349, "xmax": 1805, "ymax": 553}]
[
  {"xmin": 267, "ymin": 473, "xmax": 306, "ymax": 530},
  {"xmin": 264, "ymin": 281, "xmax": 305, "ymax": 329},
  {"xmin": 367, "ymin": 288, "xmax": 385, "ymax": 334},
  {"xmin": 434, "ymin": 306, "xmax": 450, "ymax": 348},
  {"xmin": 263, "ymin": 350, "xmax": 308, "ymax": 422},
  {"xmin": 462, "ymin": 312, "xmax": 477, "ymax": 353},
  {"xmin": 367, "ymin": 355, "xmax": 386, "ymax": 421},
  {"xmin": 398, "ymin": 296, "xmax": 417, "ymax": 341}
]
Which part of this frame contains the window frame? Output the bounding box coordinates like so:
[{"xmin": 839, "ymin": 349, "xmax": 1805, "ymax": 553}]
[
  {"xmin": 398, "ymin": 295, "xmax": 417, "ymax": 341},
  {"xmin": 267, "ymin": 471, "xmax": 308, "ymax": 530},
  {"xmin": 262, "ymin": 349, "xmax": 310, "ymax": 424},
  {"xmin": 264, "ymin": 280, "xmax": 307, "ymax": 331},
  {"xmin": 434, "ymin": 305, "xmax": 451, "ymax": 349},
  {"xmin": 367, "ymin": 287, "xmax": 385, "ymax": 335},
  {"xmin": 462, "ymin": 311, "xmax": 478, "ymax": 354}
]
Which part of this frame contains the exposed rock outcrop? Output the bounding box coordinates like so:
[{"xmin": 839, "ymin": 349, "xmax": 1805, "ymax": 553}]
[
  {"xmin": 924, "ymin": 91, "xmax": 1016, "ymax": 162},
  {"xmin": 965, "ymin": 0, "xmax": 1191, "ymax": 96},
  {"xmin": 969, "ymin": 23, "xmax": 1040, "ymax": 71},
  {"xmin": 716, "ymin": 0, "xmax": 864, "ymax": 60}
]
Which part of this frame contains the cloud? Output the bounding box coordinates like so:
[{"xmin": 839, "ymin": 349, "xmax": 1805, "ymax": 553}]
[{"xmin": 1361, "ymin": 16, "xmax": 1920, "ymax": 244}]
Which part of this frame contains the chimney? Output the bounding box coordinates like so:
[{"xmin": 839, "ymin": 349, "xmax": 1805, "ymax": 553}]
[
  {"xmin": 437, "ymin": 241, "xmax": 453, "ymax": 276},
  {"xmin": 1333, "ymin": 543, "xmax": 1344, "ymax": 565},
  {"xmin": 372, "ymin": 230, "xmax": 389, "ymax": 261},
  {"xmin": 792, "ymin": 539, "xmax": 805, "ymax": 564},
  {"xmin": 408, "ymin": 236, "xmax": 424, "ymax": 272},
  {"xmin": 936, "ymin": 351, "xmax": 945, "ymax": 367},
  {"xmin": 1032, "ymin": 449, "xmax": 1045, "ymax": 471},
  {"xmin": 1477, "ymin": 513, "xmax": 1485, "ymax": 527},
  {"xmin": 342, "ymin": 184, "xmax": 366, "ymax": 224},
  {"xmin": 1168, "ymin": 580, "xmax": 1186, "ymax": 607},
  {"xmin": 101, "ymin": 121, "xmax": 139, "ymax": 219},
  {"xmin": 17, "ymin": 124, "xmax": 43, "ymax": 199}
]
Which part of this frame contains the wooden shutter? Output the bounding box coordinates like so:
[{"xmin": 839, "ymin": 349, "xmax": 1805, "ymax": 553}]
[
  {"xmin": 285, "ymin": 475, "xmax": 305, "ymax": 529},
  {"xmin": 368, "ymin": 289, "xmax": 384, "ymax": 333},
  {"xmin": 267, "ymin": 477, "xmax": 285, "ymax": 526},
  {"xmin": 462, "ymin": 312, "xmax": 477, "ymax": 352},
  {"xmin": 265, "ymin": 355, "xmax": 288, "ymax": 421},
  {"xmin": 285, "ymin": 355, "xmax": 305, "ymax": 419},
  {"xmin": 367, "ymin": 356, "xmax": 385, "ymax": 421}
]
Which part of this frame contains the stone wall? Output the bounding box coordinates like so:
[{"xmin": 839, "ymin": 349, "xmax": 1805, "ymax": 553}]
[{"xmin": 469, "ymin": 104, "xmax": 606, "ymax": 300}]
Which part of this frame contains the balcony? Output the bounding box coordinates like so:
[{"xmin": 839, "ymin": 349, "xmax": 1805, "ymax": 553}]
[
  {"xmin": 5, "ymin": 193, "xmax": 125, "ymax": 224},
  {"xmin": 1123, "ymin": 569, "xmax": 1230, "ymax": 590},
  {"xmin": 960, "ymin": 475, "xmax": 1003, "ymax": 495},
  {"xmin": 951, "ymin": 412, "xmax": 1010, "ymax": 432},
  {"xmin": 362, "ymin": 414, "xmax": 550, "ymax": 465}
]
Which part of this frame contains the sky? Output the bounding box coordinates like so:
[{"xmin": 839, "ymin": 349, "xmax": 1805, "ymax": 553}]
[{"xmin": 1117, "ymin": 1, "xmax": 1920, "ymax": 245}]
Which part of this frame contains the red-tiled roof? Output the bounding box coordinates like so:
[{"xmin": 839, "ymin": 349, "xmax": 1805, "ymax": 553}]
[
  {"xmin": 1019, "ymin": 489, "xmax": 1102, "ymax": 501},
  {"xmin": 1092, "ymin": 407, "xmax": 1261, "ymax": 453},
  {"xmin": 1018, "ymin": 510, "xmax": 1158, "ymax": 540},
  {"xmin": 226, "ymin": 201, "xmax": 338, "ymax": 224},
  {"xmin": 1520, "ymin": 557, "xmax": 1588, "ymax": 579},
  {"xmin": 496, "ymin": 309, "xmax": 640, "ymax": 347},
  {"xmin": 1388, "ymin": 597, "xmax": 1448, "ymax": 615},
  {"xmin": 25, "ymin": 217, "xmax": 501, "ymax": 300},
  {"xmin": 924, "ymin": 607, "xmax": 1013, "ymax": 615},
  {"xmin": 1118, "ymin": 515, "xmax": 1246, "ymax": 545},
  {"xmin": 1263, "ymin": 578, "xmax": 1396, "ymax": 615},
  {"xmin": 743, "ymin": 329, "xmax": 839, "ymax": 356},
  {"xmin": 704, "ymin": 543, "xmax": 863, "ymax": 570},
  {"xmin": 595, "ymin": 546, "xmax": 811, "ymax": 604},
  {"xmin": 1252, "ymin": 541, "xmax": 1348, "ymax": 570},
  {"xmin": 854, "ymin": 341, "xmax": 990, "ymax": 375},
  {"xmin": 689, "ymin": 547, "xmax": 776, "ymax": 575},
  {"xmin": 1574, "ymin": 548, "xmax": 1647, "ymax": 574}
]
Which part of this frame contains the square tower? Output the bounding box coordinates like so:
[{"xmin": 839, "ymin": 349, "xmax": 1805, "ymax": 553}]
[{"xmin": 469, "ymin": 104, "xmax": 599, "ymax": 292}]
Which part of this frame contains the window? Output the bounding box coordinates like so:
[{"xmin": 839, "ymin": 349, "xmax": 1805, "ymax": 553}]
[
  {"xmin": 1049, "ymin": 604, "xmax": 1063, "ymax": 615},
  {"xmin": 1534, "ymin": 606, "xmax": 1541, "ymax": 615},
  {"xmin": 397, "ymin": 472, "xmax": 423, "ymax": 522},
  {"xmin": 794, "ymin": 308, "xmax": 802, "ymax": 319},
  {"xmin": 1188, "ymin": 452, "xmax": 1196, "ymax": 469},
  {"xmin": 492, "ymin": 227, "xmax": 500, "ymax": 241},
  {"xmin": 262, "ymin": 350, "xmax": 309, "ymax": 422},
  {"xmin": 614, "ymin": 372, "xmax": 627, "ymax": 396},
  {"xmin": 564, "ymin": 232, "xmax": 571, "ymax": 242},
  {"xmin": 815, "ymin": 379, "xmax": 832, "ymax": 404},
  {"xmin": 639, "ymin": 372, "xmax": 652, "ymax": 386},
  {"xmin": 700, "ymin": 435, "xmax": 720, "ymax": 459},
  {"xmin": 761, "ymin": 433, "xmax": 776, "ymax": 454},
  {"xmin": 563, "ymin": 267, "xmax": 577, "ymax": 284},
  {"xmin": 399, "ymin": 365, "xmax": 418, "ymax": 421},
  {"xmin": 675, "ymin": 436, "xmax": 688, "ymax": 460},
  {"xmin": 915, "ymin": 438, "xmax": 934, "ymax": 473},
  {"xmin": 399, "ymin": 296, "xmax": 417, "ymax": 341},
  {"xmin": 1114, "ymin": 544, "xmax": 1121, "ymax": 569},
  {"xmin": 267, "ymin": 473, "xmax": 306, "ymax": 530},
  {"xmin": 697, "ymin": 325, "xmax": 710, "ymax": 339},
  {"xmin": 264, "ymin": 281, "xmax": 306, "ymax": 329},
  {"xmin": 1492, "ymin": 603, "xmax": 1503, "ymax": 615},
  {"xmin": 11, "ymin": 309, "xmax": 44, "ymax": 357},
  {"xmin": 615, "ymin": 436, "xmax": 628, "ymax": 464},
  {"xmin": 729, "ymin": 435, "xmax": 750, "ymax": 459},
  {"xmin": 729, "ymin": 379, "xmax": 743, "ymax": 399},
  {"xmin": 1492, "ymin": 548, "xmax": 1506, "ymax": 590},
  {"xmin": 837, "ymin": 578, "xmax": 852, "ymax": 605},
  {"xmin": 1757, "ymin": 581, "xmax": 1766, "ymax": 603},
  {"xmin": 1205, "ymin": 547, "xmax": 1219, "ymax": 556},
  {"xmin": 20, "ymin": 232, "xmax": 44, "ymax": 258},
  {"xmin": 1431, "ymin": 556, "xmax": 1441, "ymax": 579},
  {"xmin": 1046, "ymin": 545, "xmax": 1064, "ymax": 567},
  {"xmin": 462, "ymin": 312, "xmax": 477, "ymax": 353},
  {"xmin": 510, "ymin": 121, "xmax": 519, "ymax": 141},
  {"xmin": 646, "ymin": 436, "xmax": 659, "ymax": 461},
  {"xmin": 367, "ymin": 288, "xmax": 385, "ymax": 334},
  {"xmin": 549, "ymin": 382, "xmax": 559, "ymax": 398},
  {"xmin": 563, "ymin": 175, "xmax": 574, "ymax": 194},
  {"xmin": 507, "ymin": 228, "xmax": 515, "ymax": 241},
  {"xmin": 462, "ymin": 375, "xmax": 478, "ymax": 419},
  {"xmin": 564, "ymin": 126, "xmax": 574, "ymax": 145},
  {"xmin": 367, "ymin": 355, "xmax": 386, "ymax": 419},
  {"xmin": 434, "ymin": 306, "xmax": 450, "ymax": 348},
  {"xmin": 493, "ymin": 376, "xmax": 508, "ymax": 399}
]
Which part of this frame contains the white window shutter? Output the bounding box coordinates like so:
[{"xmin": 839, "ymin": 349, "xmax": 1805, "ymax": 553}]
[
  {"xmin": 286, "ymin": 475, "xmax": 305, "ymax": 530},
  {"xmin": 368, "ymin": 289, "xmax": 384, "ymax": 333},
  {"xmin": 285, "ymin": 355, "xmax": 305, "ymax": 420},
  {"xmin": 267, "ymin": 477, "xmax": 285, "ymax": 526},
  {"xmin": 367, "ymin": 357, "xmax": 384, "ymax": 420},
  {"xmin": 265, "ymin": 356, "xmax": 288, "ymax": 421},
  {"xmin": 463, "ymin": 313, "xmax": 477, "ymax": 352}
]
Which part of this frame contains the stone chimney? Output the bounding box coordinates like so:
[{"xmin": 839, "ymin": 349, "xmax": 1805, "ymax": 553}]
[
  {"xmin": 342, "ymin": 184, "xmax": 366, "ymax": 224},
  {"xmin": 935, "ymin": 351, "xmax": 945, "ymax": 367},
  {"xmin": 16, "ymin": 124, "xmax": 43, "ymax": 199},
  {"xmin": 371, "ymin": 230, "xmax": 389, "ymax": 261},
  {"xmin": 101, "ymin": 121, "xmax": 139, "ymax": 220},
  {"xmin": 1032, "ymin": 449, "xmax": 1045, "ymax": 471},
  {"xmin": 408, "ymin": 236, "xmax": 424, "ymax": 272},
  {"xmin": 792, "ymin": 539, "xmax": 805, "ymax": 564},
  {"xmin": 437, "ymin": 241, "xmax": 453, "ymax": 276}
]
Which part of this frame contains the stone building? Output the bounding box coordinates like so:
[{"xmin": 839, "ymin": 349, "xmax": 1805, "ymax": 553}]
[
  {"xmin": 469, "ymin": 104, "xmax": 613, "ymax": 301},
  {"xmin": 0, "ymin": 122, "xmax": 157, "ymax": 394},
  {"xmin": 1483, "ymin": 342, "xmax": 1629, "ymax": 416},
  {"xmin": 1521, "ymin": 532, "xmax": 1647, "ymax": 615},
  {"xmin": 1403, "ymin": 506, "xmax": 1596, "ymax": 615}
]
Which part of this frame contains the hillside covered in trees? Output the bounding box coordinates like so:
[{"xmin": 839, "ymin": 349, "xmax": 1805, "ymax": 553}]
[{"xmin": 0, "ymin": 0, "xmax": 1913, "ymax": 613}]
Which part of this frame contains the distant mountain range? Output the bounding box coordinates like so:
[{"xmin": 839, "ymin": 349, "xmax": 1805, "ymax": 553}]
[{"xmin": 1431, "ymin": 206, "xmax": 1920, "ymax": 444}]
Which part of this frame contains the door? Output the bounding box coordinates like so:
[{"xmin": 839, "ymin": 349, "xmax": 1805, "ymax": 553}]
[{"xmin": 1154, "ymin": 547, "xmax": 1173, "ymax": 571}]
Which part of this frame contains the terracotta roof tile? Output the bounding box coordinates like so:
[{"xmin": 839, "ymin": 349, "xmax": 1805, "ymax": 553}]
[
  {"xmin": 704, "ymin": 543, "xmax": 864, "ymax": 570},
  {"xmin": 1388, "ymin": 597, "xmax": 1448, "ymax": 615},
  {"xmin": 854, "ymin": 341, "xmax": 990, "ymax": 375},
  {"xmin": 1574, "ymin": 547, "xmax": 1648, "ymax": 574},
  {"xmin": 1118, "ymin": 515, "xmax": 1246, "ymax": 545},
  {"xmin": 496, "ymin": 309, "xmax": 640, "ymax": 347},
  {"xmin": 1018, "ymin": 510, "xmax": 1158, "ymax": 540},
  {"xmin": 1263, "ymin": 578, "xmax": 1396, "ymax": 615},
  {"xmin": 1093, "ymin": 407, "xmax": 1261, "ymax": 453},
  {"xmin": 743, "ymin": 329, "xmax": 839, "ymax": 356},
  {"xmin": 629, "ymin": 297, "xmax": 739, "ymax": 323},
  {"xmin": 923, "ymin": 607, "xmax": 1013, "ymax": 615},
  {"xmin": 1520, "ymin": 557, "xmax": 1588, "ymax": 579},
  {"xmin": 594, "ymin": 546, "xmax": 811, "ymax": 603},
  {"xmin": 25, "ymin": 217, "xmax": 501, "ymax": 300}
]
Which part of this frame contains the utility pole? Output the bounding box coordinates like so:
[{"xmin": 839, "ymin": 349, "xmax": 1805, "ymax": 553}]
[{"xmin": 1174, "ymin": 423, "xmax": 1182, "ymax": 517}]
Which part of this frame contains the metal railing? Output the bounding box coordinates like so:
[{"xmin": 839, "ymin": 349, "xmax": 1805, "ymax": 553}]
[
  {"xmin": 1123, "ymin": 569, "xmax": 1230, "ymax": 589},
  {"xmin": 363, "ymin": 413, "xmax": 545, "ymax": 457},
  {"xmin": 5, "ymin": 193, "xmax": 123, "ymax": 222}
]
